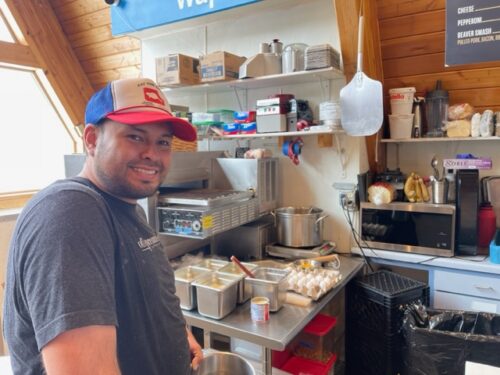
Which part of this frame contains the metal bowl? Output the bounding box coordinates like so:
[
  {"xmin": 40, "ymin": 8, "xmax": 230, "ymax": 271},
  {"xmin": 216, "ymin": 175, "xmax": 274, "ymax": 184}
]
[{"xmin": 192, "ymin": 351, "xmax": 255, "ymax": 375}]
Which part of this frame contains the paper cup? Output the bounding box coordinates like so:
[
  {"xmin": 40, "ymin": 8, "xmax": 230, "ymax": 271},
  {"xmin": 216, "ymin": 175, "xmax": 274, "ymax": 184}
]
[
  {"xmin": 389, "ymin": 114, "xmax": 414, "ymax": 139},
  {"xmin": 389, "ymin": 87, "xmax": 416, "ymax": 115}
]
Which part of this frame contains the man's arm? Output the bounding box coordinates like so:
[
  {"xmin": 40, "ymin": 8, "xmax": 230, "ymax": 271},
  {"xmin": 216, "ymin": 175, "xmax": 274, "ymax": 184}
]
[{"xmin": 42, "ymin": 325, "xmax": 121, "ymax": 375}]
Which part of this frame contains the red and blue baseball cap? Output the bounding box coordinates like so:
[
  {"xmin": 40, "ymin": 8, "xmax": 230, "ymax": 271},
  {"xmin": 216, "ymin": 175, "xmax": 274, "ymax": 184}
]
[{"xmin": 85, "ymin": 78, "xmax": 196, "ymax": 142}]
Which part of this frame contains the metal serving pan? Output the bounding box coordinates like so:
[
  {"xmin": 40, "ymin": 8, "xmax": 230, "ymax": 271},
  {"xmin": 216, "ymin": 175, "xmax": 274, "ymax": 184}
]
[
  {"xmin": 218, "ymin": 262, "xmax": 258, "ymax": 304},
  {"xmin": 174, "ymin": 266, "xmax": 210, "ymax": 310},
  {"xmin": 192, "ymin": 272, "xmax": 240, "ymax": 319},
  {"xmin": 245, "ymin": 267, "xmax": 290, "ymax": 312}
]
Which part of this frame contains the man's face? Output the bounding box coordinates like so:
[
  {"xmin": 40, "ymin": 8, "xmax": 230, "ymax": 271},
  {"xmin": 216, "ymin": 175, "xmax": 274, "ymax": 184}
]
[{"xmin": 90, "ymin": 120, "xmax": 173, "ymax": 202}]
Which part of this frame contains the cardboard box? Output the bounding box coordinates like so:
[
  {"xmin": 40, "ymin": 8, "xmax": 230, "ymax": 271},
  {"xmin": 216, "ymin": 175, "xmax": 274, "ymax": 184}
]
[
  {"xmin": 200, "ymin": 51, "xmax": 246, "ymax": 82},
  {"xmin": 156, "ymin": 54, "xmax": 199, "ymax": 87}
]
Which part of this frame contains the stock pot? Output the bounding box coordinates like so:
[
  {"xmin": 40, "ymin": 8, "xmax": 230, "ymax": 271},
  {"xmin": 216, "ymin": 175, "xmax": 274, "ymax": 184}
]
[{"xmin": 272, "ymin": 207, "xmax": 327, "ymax": 248}]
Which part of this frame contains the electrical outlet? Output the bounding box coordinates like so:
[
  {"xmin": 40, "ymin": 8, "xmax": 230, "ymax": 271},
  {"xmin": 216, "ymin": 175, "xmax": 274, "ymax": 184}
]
[{"xmin": 339, "ymin": 190, "xmax": 358, "ymax": 211}]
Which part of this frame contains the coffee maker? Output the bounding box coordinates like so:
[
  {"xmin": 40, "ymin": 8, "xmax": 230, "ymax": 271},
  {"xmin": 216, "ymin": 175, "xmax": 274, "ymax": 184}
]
[{"xmin": 455, "ymin": 169, "xmax": 481, "ymax": 255}]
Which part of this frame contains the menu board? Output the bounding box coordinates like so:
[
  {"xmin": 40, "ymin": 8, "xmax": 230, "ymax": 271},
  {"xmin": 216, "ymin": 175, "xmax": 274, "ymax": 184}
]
[{"xmin": 445, "ymin": 0, "xmax": 500, "ymax": 66}]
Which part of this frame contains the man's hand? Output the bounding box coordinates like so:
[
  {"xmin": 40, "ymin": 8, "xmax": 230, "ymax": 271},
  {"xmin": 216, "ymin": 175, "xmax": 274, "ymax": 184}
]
[{"xmin": 186, "ymin": 327, "xmax": 203, "ymax": 370}]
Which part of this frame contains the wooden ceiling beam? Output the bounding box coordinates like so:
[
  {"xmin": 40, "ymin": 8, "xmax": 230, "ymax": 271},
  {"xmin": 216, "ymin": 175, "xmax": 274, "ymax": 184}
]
[
  {"xmin": 0, "ymin": 41, "xmax": 37, "ymax": 67},
  {"xmin": 5, "ymin": 0, "xmax": 95, "ymax": 126}
]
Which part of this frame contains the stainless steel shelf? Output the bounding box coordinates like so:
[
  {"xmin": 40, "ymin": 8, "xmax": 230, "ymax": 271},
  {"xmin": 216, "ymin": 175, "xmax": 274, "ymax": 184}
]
[
  {"xmin": 161, "ymin": 67, "xmax": 345, "ymax": 95},
  {"xmin": 382, "ymin": 136, "xmax": 500, "ymax": 143}
]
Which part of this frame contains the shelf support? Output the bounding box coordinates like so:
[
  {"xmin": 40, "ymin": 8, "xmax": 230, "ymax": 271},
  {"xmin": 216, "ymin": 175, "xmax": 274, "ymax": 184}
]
[{"xmin": 334, "ymin": 133, "xmax": 347, "ymax": 178}]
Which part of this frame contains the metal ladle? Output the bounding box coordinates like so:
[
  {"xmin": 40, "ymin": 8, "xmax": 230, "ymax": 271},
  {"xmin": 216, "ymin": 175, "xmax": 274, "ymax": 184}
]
[{"xmin": 431, "ymin": 156, "xmax": 440, "ymax": 180}]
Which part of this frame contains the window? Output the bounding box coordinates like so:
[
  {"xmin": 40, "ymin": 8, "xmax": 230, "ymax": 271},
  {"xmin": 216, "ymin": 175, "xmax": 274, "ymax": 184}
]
[
  {"xmin": 0, "ymin": 4, "xmax": 76, "ymax": 208},
  {"xmin": 0, "ymin": 67, "xmax": 74, "ymax": 193},
  {"xmin": 0, "ymin": 12, "xmax": 13, "ymax": 42}
]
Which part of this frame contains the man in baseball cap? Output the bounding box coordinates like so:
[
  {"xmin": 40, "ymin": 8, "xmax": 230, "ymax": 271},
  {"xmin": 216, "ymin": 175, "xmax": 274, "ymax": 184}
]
[
  {"xmin": 85, "ymin": 77, "xmax": 197, "ymax": 141},
  {"xmin": 4, "ymin": 78, "xmax": 203, "ymax": 374}
]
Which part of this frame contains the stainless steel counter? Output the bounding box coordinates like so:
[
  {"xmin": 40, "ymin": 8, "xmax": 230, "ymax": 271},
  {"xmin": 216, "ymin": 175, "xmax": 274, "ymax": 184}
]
[{"xmin": 183, "ymin": 255, "xmax": 365, "ymax": 374}]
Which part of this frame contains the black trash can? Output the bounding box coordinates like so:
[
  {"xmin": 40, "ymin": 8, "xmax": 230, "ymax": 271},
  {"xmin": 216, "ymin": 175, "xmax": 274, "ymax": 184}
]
[{"xmin": 402, "ymin": 307, "xmax": 500, "ymax": 375}]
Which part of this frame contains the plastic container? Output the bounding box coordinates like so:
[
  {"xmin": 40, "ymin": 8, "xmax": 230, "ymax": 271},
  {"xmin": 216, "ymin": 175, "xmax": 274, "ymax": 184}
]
[
  {"xmin": 389, "ymin": 114, "xmax": 414, "ymax": 139},
  {"xmin": 319, "ymin": 101, "xmax": 341, "ymax": 128},
  {"xmin": 281, "ymin": 353, "xmax": 337, "ymax": 375},
  {"xmin": 293, "ymin": 314, "xmax": 337, "ymax": 363},
  {"xmin": 490, "ymin": 229, "xmax": 500, "ymax": 264},
  {"xmin": 389, "ymin": 87, "xmax": 416, "ymax": 114},
  {"xmin": 425, "ymin": 80, "xmax": 448, "ymax": 137},
  {"xmin": 478, "ymin": 203, "xmax": 496, "ymax": 248}
]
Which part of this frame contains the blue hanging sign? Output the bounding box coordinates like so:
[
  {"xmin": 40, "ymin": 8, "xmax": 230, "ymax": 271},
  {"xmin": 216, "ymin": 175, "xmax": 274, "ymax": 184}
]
[{"xmin": 111, "ymin": 0, "xmax": 262, "ymax": 35}]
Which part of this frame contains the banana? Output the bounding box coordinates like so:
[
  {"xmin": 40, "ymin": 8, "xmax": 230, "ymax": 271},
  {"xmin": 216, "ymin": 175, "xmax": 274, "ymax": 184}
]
[
  {"xmin": 414, "ymin": 175, "xmax": 423, "ymax": 202},
  {"xmin": 419, "ymin": 178, "xmax": 430, "ymax": 202},
  {"xmin": 404, "ymin": 173, "xmax": 416, "ymax": 202}
]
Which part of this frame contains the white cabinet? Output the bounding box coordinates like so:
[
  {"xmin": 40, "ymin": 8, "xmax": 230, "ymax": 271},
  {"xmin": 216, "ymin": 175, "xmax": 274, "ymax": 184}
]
[
  {"xmin": 432, "ymin": 269, "xmax": 500, "ymax": 312},
  {"xmin": 433, "ymin": 291, "xmax": 500, "ymax": 313}
]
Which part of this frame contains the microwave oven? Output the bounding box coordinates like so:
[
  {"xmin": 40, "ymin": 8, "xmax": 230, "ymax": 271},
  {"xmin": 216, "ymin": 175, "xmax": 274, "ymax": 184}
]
[{"xmin": 360, "ymin": 202, "xmax": 456, "ymax": 257}]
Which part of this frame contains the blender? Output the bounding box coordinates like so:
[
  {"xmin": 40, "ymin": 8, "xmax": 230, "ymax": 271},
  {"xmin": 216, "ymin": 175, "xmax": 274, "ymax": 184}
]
[{"xmin": 425, "ymin": 80, "xmax": 448, "ymax": 137}]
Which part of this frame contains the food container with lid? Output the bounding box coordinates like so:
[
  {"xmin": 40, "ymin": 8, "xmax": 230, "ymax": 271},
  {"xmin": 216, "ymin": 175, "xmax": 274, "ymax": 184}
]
[
  {"xmin": 218, "ymin": 262, "xmax": 259, "ymax": 303},
  {"xmin": 174, "ymin": 266, "xmax": 210, "ymax": 310},
  {"xmin": 191, "ymin": 258, "xmax": 229, "ymax": 271},
  {"xmin": 246, "ymin": 267, "xmax": 290, "ymax": 312},
  {"xmin": 293, "ymin": 313, "xmax": 337, "ymax": 363},
  {"xmin": 192, "ymin": 272, "xmax": 240, "ymax": 319}
]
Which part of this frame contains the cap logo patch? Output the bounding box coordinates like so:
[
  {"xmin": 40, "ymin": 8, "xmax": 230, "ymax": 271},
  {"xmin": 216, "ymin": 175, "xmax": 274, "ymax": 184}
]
[{"xmin": 143, "ymin": 87, "xmax": 164, "ymax": 106}]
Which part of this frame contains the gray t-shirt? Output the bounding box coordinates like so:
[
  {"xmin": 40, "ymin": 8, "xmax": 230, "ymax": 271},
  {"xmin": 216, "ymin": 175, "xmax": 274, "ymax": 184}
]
[{"xmin": 3, "ymin": 178, "xmax": 190, "ymax": 374}]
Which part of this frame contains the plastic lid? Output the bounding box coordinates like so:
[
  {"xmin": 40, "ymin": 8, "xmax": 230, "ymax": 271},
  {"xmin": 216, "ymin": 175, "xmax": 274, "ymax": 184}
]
[
  {"xmin": 426, "ymin": 80, "xmax": 448, "ymax": 99},
  {"xmin": 281, "ymin": 354, "xmax": 337, "ymax": 375},
  {"xmin": 303, "ymin": 314, "xmax": 337, "ymax": 336}
]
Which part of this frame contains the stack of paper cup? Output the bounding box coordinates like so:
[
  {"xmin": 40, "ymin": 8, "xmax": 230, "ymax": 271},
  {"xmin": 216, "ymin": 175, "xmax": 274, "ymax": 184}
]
[{"xmin": 388, "ymin": 87, "xmax": 415, "ymax": 139}]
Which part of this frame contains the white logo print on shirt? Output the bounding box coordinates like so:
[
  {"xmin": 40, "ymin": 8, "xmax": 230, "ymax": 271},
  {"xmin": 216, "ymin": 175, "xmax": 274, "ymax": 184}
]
[{"xmin": 137, "ymin": 236, "xmax": 161, "ymax": 252}]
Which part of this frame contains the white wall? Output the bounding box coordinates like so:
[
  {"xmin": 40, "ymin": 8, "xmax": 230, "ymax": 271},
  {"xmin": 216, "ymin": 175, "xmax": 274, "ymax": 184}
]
[{"xmin": 141, "ymin": 0, "xmax": 367, "ymax": 252}]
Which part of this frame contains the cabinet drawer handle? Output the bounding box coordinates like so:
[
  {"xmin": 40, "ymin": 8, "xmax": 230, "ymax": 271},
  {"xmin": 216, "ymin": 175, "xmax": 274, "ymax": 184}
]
[{"xmin": 473, "ymin": 284, "xmax": 495, "ymax": 291}]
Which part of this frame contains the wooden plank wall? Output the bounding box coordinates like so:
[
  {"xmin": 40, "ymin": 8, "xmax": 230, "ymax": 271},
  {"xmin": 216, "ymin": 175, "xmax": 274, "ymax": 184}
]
[
  {"xmin": 49, "ymin": 0, "xmax": 141, "ymax": 90},
  {"xmin": 378, "ymin": 0, "xmax": 500, "ymax": 113}
]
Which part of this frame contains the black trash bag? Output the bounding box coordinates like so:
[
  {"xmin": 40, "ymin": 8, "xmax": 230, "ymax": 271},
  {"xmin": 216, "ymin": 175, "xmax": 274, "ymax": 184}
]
[{"xmin": 401, "ymin": 304, "xmax": 500, "ymax": 375}]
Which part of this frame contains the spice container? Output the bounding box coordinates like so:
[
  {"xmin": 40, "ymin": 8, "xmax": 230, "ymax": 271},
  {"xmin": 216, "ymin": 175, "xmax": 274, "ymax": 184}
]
[
  {"xmin": 174, "ymin": 266, "xmax": 210, "ymax": 310},
  {"xmin": 246, "ymin": 267, "xmax": 290, "ymax": 312},
  {"xmin": 218, "ymin": 262, "xmax": 258, "ymax": 303},
  {"xmin": 192, "ymin": 272, "xmax": 240, "ymax": 319}
]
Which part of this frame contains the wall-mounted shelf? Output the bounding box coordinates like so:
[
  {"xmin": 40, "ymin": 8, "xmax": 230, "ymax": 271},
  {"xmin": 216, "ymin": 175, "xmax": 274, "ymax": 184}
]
[
  {"xmin": 211, "ymin": 127, "xmax": 344, "ymax": 139},
  {"xmin": 161, "ymin": 67, "xmax": 344, "ymax": 95},
  {"xmin": 382, "ymin": 136, "xmax": 500, "ymax": 143}
]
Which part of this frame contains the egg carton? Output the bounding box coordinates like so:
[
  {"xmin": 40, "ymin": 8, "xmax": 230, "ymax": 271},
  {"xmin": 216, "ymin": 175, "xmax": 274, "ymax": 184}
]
[{"xmin": 285, "ymin": 266, "xmax": 342, "ymax": 301}]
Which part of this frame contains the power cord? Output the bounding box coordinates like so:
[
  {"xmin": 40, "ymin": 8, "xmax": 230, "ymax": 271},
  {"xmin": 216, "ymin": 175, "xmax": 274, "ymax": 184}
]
[{"xmin": 341, "ymin": 197, "xmax": 374, "ymax": 272}]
